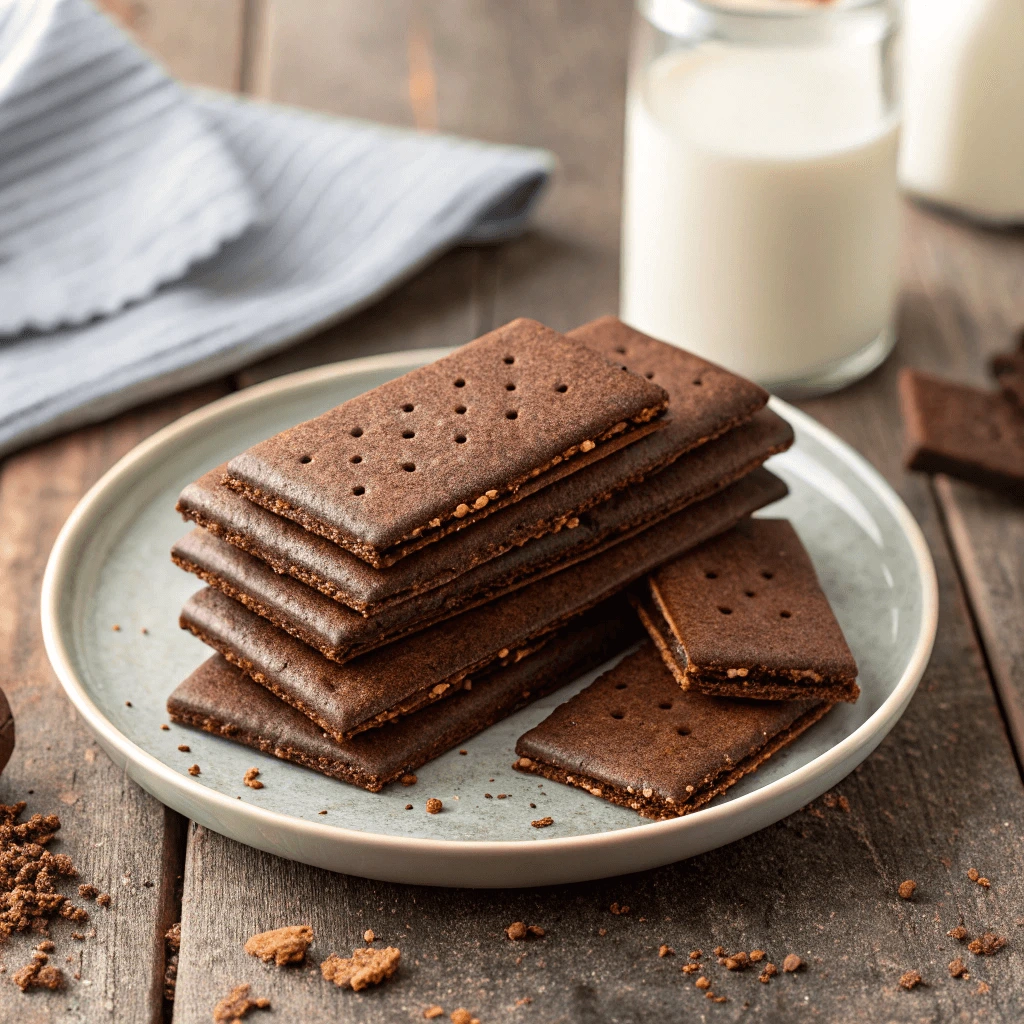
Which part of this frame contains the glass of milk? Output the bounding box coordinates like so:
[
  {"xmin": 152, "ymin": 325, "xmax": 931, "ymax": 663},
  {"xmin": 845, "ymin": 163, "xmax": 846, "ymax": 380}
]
[{"xmin": 621, "ymin": 0, "xmax": 901, "ymax": 396}]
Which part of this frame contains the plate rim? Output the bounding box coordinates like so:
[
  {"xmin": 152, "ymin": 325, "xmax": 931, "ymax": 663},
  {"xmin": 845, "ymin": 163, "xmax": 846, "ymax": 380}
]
[{"xmin": 40, "ymin": 352, "xmax": 939, "ymax": 873}]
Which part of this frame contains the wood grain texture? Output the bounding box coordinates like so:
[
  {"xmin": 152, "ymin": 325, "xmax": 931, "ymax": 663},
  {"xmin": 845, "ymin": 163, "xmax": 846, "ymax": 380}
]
[
  {"xmin": 0, "ymin": 388, "xmax": 225, "ymax": 1022},
  {"xmin": 896, "ymin": 203, "xmax": 1024, "ymax": 765},
  {"xmin": 99, "ymin": 0, "xmax": 247, "ymax": 90}
]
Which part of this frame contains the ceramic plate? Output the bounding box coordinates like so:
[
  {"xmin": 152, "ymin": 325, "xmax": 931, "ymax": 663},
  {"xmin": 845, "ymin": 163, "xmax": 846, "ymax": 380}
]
[{"xmin": 41, "ymin": 351, "xmax": 937, "ymax": 887}]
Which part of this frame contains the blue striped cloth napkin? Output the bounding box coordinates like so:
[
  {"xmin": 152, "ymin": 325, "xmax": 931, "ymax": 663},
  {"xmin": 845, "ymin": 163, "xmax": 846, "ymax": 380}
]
[{"xmin": 0, "ymin": 0, "xmax": 553, "ymax": 457}]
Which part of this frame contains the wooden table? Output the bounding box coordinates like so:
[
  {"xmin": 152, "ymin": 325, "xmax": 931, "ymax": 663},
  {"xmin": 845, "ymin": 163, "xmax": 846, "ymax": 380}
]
[{"xmin": 2, "ymin": 2, "xmax": 1023, "ymax": 1021}]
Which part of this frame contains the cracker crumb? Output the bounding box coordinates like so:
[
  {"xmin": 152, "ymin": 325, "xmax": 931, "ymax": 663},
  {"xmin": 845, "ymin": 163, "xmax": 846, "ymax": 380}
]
[
  {"xmin": 838, "ymin": 795, "xmax": 851, "ymax": 812},
  {"xmin": 424, "ymin": 1008, "xmax": 444, "ymax": 1019},
  {"xmin": 178, "ymin": 744, "xmax": 190, "ymax": 752},
  {"xmin": 320, "ymin": 946, "xmax": 400, "ymax": 990},
  {"xmin": 484, "ymin": 794, "xmax": 493, "ymax": 799},
  {"xmin": 112, "ymin": 624, "xmax": 120, "ymax": 632},
  {"xmin": 948, "ymin": 925, "xmax": 968, "ymax": 941},
  {"xmin": 695, "ymin": 976, "xmax": 711, "ymax": 990},
  {"xmin": 426, "ymin": 798, "xmax": 443, "ymax": 814},
  {"xmin": 405, "ymin": 804, "xmax": 413, "ymax": 810},
  {"xmin": 212, "ymin": 983, "xmax": 270, "ymax": 1021},
  {"xmin": 759, "ymin": 963, "xmax": 778, "ymax": 984},
  {"xmin": 529, "ymin": 803, "xmax": 536, "ymax": 809},
  {"xmin": 244, "ymin": 925, "xmax": 313, "ymax": 965},
  {"xmin": 689, "ymin": 949, "xmax": 702, "ymax": 959},
  {"xmin": 160, "ymin": 724, "xmax": 170, "ymax": 730},
  {"xmin": 713, "ymin": 946, "xmax": 726, "ymax": 956},
  {"xmin": 450, "ymin": 1009, "xmax": 480, "ymax": 1024},
  {"xmin": 598, "ymin": 928, "xmax": 607, "ymax": 936},
  {"xmin": 318, "ymin": 810, "xmax": 327, "ymax": 815},
  {"xmin": 125, "ymin": 700, "xmax": 132, "ymax": 707},
  {"xmin": 141, "ymin": 627, "xmax": 149, "ymax": 634},
  {"xmin": 967, "ymin": 933, "xmax": 1006, "ymax": 956},
  {"xmin": 782, "ymin": 954, "xmax": 802, "ymax": 973},
  {"xmin": 681, "ymin": 963, "xmax": 700, "ymax": 974},
  {"xmin": 899, "ymin": 970, "xmax": 923, "ymax": 990},
  {"xmin": 609, "ymin": 902, "xmax": 629, "ymax": 915},
  {"xmin": 12, "ymin": 955, "xmax": 63, "ymax": 992},
  {"xmin": 96, "ymin": 892, "xmax": 111, "ymax": 907},
  {"xmin": 712, "ymin": 995, "xmax": 727, "ymax": 1003},
  {"xmin": 898, "ymin": 880, "xmax": 917, "ymax": 900},
  {"xmin": 364, "ymin": 929, "xmax": 375, "ymax": 943},
  {"xmin": 401, "ymin": 775, "xmax": 418, "ymax": 787},
  {"xmin": 515, "ymin": 996, "xmax": 532, "ymax": 1005},
  {"xmin": 975, "ymin": 980, "xmax": 990, "ymax": 995},
  {"xmin": 658, "ymin": 944, "xmax": 674, "ymax": 957},
  {"xmin": 78, "ymin": 884, "xmax": 99, "ymax": 899},
  {"xmin": 967, "ymin": 868, "xmax": 980, "ymax": 882},
  {"xmin": 516, "ymin": 757, "xmax": 533, "ymax": 769},
  {"xmin": 35, "ymin": 940, "xmax": 55, "ymax": 952},
  {"xmin": 459, "ymin": 750, "xmax": 467, "ymax": 755},
  {"xmin": 749, "ymin": 949, "xmax": 765, "ymax": 962},
  {"xmin": 977, "ymin": 876, "xmax": 991, "ymax": 888},
  {"xmin": 531, "ymin": 816, "xmax": 554, "ymax": 829},
  {"xmin": 506, "ymin": 921, "xmax": 527, "ymax": 941},
  {"xmin": 527, "ymin": 924, "xmax": 545, "ymax": 938},
  {"xmin": 725, "ymin": 951, "xmax": 749, "ymax": 970},
  {"xmin": 948, "ymin": 958, "xmax": 967, "ymax": 978},
  {"xmin": 497, "ymin": 794, "xmax": 507, "ymax": 800},
  {"xmin": 188, "ymin": 764, "xmax": 200, "ymax": 776},
  {"xmin": 243, "ymin": 768, "xmax": 263, "ymax": 790}
]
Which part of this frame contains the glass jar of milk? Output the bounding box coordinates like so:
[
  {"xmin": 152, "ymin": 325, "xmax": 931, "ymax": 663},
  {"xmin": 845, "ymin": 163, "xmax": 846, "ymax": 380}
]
[{"xmin": 621, "ymin": 0, "xmax": 901, "ymax": 396}]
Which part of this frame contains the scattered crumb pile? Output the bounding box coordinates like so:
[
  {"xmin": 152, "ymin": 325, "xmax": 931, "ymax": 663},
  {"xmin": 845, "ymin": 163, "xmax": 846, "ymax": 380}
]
[
  {"xmin": 968, "ymin": 933, "xmax": 1006, "ymax": 956},
  {"xmin": 320, "ymin": 946, "xmax": 401, "ymax": 990},
  {"xmin": 244, "ymin": 924, "xmax": 313, "ymax": 966},
  {"xmin": 212, "ymin": 983, "xmax": 270, "ymax": 1022},
  {"xmin": 0, "ymin": 802, "xmax": 90, "ymax": 943},
  {"xmin": 164, "ymin": 922, "xmax": 181, "ymax": 1001}
]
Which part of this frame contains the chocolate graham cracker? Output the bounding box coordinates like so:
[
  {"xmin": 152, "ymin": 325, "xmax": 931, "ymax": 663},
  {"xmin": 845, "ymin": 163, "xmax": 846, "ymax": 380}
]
[
  {"xmin": 992, "ymin": 335, "xmax": 1024, "ymax": 409},
  {"xmin": 179, "ymin": 472, "xmax": 784, "ymax": 740},
  {"xmin": 168, "ymin": 601, "xmax": 641, "ymax": 792},
  {"xmin": 173, "ymin": 419, "xmax": 792, "ymax": 661},
  {"xmin": 900, "ymin": 368, "xmax": 1024, "ymax": 497},
  {"xmin": 178, "ymin": 319, "xmax": 774, "ymax": 615},
  {"xmin": 514, "ymin": 643, "xmax": 833, "ymax": 820},
  {"xmin": 634, "ymin": 519, "xmax": 859, "ymax": 703},
  {"xmin": 224, "ymin": 318, "xmax": 669, "ymax": 568}
]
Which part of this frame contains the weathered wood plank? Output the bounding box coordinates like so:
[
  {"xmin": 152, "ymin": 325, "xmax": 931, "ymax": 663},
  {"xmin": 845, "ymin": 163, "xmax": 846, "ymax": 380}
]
[
  {"xmin": 99, "ymin": 0, "xmax": 247, "ymax": 91},
  {"xmin": 895, "ymin": 203, "xmax": 1024, "ymax": 764},
  {"xmin": 171, "ymin": 3, "xmax": 1024, "ymax": 1023},
  {"xmin": 0, "ymin": 387, "xmax": 226, "ymax": 1023}
]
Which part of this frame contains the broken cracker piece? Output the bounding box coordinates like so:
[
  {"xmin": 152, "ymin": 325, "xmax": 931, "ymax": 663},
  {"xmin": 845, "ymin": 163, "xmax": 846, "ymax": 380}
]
[
  {"xmin": 212, "ymin": 983, "xmax": 270, "ymax": 1022},
  {"xmin": 243, "ymin": 768, "xmax": 264, "ymax": 790},
  {"xmin": 320, "ymin": 946, "xmax": 400, "ymax": 990},
  {"xmin": 967, "ymin": 933, "xmax": 1006, "ymax": 956},
  {"xmin": 244, "ymin": 924, "xmax": 313, "ymax": 966},
  {"xmin": 899, "ymin": 970, "xmax": 923, "ymax": 990}
]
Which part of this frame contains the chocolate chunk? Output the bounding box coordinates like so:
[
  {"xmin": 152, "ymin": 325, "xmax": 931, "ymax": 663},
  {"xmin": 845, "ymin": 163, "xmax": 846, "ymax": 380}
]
[
  {"xmin": 514, "ymin": 643, "xmax": 833, "ymax": 820},
  {"xmin": 225, "ymin": 319, "xmax": 668, "ymax": 567},
  {"xmin": 167, "ymin": 602, "xmax": 640, "ymax": 791},
  {"xmin": 635, "ymin": 519, "xmax": 859, "ymax": 703},
  {"xmin": 179, "ymin": 319, "xmax": 775, "ymax": 615},
  {"xmin": 900, "ymin": 368, "xmax": 1024, "ymax": 496},
  {"xmin": 0, "ymin": 685, "xmax": 13, "ymax": 776},
  {"xmin": 174, "ymin": 447, "xmax": 790, "ymax": 666}
]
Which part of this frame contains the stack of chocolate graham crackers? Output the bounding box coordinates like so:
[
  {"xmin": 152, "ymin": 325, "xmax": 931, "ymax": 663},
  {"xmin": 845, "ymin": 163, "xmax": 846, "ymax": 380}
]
[{"xmin": 166, "ymin": 316, "xmax": 858, "ymax": 818}]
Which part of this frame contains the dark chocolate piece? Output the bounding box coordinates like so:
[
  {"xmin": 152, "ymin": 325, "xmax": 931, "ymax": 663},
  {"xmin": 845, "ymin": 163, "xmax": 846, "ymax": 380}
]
[
  {"xmin": 167, "ymin": 601, "xmax": 641, "ymax": 792},
  {"xmin": 175, "ymin": 468, "xmax": 787, "ymax": 665},
  {"xmin": 514, "ymin": 643, "xmax": 832, "ymax": 820},
  {"xmin": 224, "ymin": 318, "xmax": 669, "ymax": 567},
  {"xmin": 0, "ymin": 685, "xmax": 13, "ymax": 776},
  {"xmin": 635, "ymin": 519, "xmax": 859, "ymax": 703},
  {"xmin": 174, "ymin": 420, "xmax": 792, "ymax": 662},
  {"xmin": 991, "ymin": 341, "xmax": 1024, "ymax": 409},
  {"xmin": 900, "ymin": 368, "xmax": 1024, "ymax": 496},
  {"xmin": 179, "ymin": 319, "xmax": 774, "ymax": 613}
]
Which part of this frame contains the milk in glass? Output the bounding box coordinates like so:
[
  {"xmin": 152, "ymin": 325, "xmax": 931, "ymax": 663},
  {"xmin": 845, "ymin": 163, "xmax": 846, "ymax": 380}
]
[{"xmin": 621, "ymin": 0, "xmax": 901, "ymax": 394}]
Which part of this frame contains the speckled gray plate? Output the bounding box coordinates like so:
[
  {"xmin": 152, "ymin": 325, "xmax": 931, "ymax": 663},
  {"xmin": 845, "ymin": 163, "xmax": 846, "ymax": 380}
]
[{"xmin": 41, "ymin": 351, "xmax": 937, "ymax": 887}]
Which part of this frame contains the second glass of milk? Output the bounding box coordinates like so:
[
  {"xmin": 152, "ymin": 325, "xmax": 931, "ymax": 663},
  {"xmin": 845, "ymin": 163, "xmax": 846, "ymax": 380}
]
[{"xmin": 621, "ymin": 0, "xmax": 901, "ymax": 395}]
